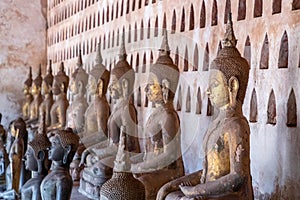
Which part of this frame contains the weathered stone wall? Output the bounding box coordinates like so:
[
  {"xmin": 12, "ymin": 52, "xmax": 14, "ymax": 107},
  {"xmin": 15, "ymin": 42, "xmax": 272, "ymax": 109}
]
[
  {"xmin": 47, "ymin": 0, "xmax": 300, "ymax": 199},
  {"xmin": 0, "ymin": 0, "xmax": 47, "ymax": 127}
]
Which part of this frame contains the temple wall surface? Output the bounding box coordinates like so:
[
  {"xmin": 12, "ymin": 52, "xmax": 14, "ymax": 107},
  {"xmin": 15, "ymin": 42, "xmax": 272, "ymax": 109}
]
[{"xmin": 0, "ymin": 0, "xmax": 47, "ymax": 126}]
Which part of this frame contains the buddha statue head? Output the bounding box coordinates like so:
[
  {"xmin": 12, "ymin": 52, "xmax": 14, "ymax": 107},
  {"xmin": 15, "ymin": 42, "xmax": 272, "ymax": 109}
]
[
  {"xmin": 69, "ymin": 51, "xmax": 88, "ymax": 96},
  {"xmin": 42, "ymin": 60, "xmax": 54, "ymax": 96},
  {"xmin": 109, "ymin": 33, "xmax": 135, "ymax": 100},
  {"xmin": 52, "ymin": 62, "xmax": 69, "ymax": 96},
  {"xmin": 24, "ymin": 67, "xmax": 33, "ymax": 95},
  {"xmin": 48, "ymin": 128, "xmax": 79, "ymax": 167},
  {"xmin": 10, "ymin": 118, "xmax": 27, "ymax": 141},
  {"xmin": 31, "ymin": 64, "xmax": 43, "ymax": 96},
  {"xmin": 207, "ymin": 13, "xmax": 250, "ymax": 110},
  {"xmin": 146, "ymin": 30, "xmax": 179, "ymax": 104},
  {"xmin": 87, "ymin": 43, "xmax": 110, "ymax": 97},
  {"xmin": 25, "ymin": 113, "xmax": 51, "ymax": 174}
]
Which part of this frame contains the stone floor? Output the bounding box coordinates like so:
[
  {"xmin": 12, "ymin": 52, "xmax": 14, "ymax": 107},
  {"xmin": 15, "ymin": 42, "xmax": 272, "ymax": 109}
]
[{"xmin": 71, "ymin": 182, "xmax": 92, "ymax": 200}]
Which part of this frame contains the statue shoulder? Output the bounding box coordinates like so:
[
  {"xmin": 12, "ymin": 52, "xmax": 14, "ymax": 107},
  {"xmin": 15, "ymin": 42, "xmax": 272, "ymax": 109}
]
[{"xmin": 224, "ymin": 116, "xmax": 250, "ymax": 137}]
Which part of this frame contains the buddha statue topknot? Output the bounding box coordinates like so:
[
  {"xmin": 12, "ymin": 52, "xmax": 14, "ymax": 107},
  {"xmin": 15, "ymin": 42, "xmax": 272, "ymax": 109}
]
[
  {"xmin": 22, "ymin": 67, "xmax": 33, "ymax": 121},
  {"xmin": 157, "ymin": 13, "xmax": 253, "ymax": 200},
  {"xmin": 131, "ymin": 30, "xmax": 184, "ymax": 200},
  {"xmin": 40, "ymin": 128, "xmax": 79, "ymax": 200},
  {"xmin": 21, "ymin": 113, "xmax": 51, "ymax": 200}
]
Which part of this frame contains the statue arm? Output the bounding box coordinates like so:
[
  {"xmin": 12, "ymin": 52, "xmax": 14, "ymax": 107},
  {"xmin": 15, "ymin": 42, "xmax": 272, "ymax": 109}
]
[{"xmin": 180, "ymin": 123, "xmax": 249, "ymax": 199}]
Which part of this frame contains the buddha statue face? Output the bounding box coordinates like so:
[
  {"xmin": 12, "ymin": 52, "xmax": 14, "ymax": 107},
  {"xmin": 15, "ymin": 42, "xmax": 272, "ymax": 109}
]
[
  {"xmin": 48, "ymin": 134, "xmax": 65, "ymax": 162},
  {"xmin": 31, "ymin": 82, "xmax": 40, "ymax": 96},
  {"xmin": 23, "ymin": 85, "xmax": 31, "ymax": 95},
  {"xmin": 24, "ymin": 146, "xmax": 38, "ymax": 171},
  {"xmin": 10, "ymin": 124, "xmax": 18, "ymax": 138},
  {"xmin": 41, "ymin": 81, "xmax": 51, "ymax": 96},
  {"xmin": 109, "ymin": 74, "xmax": 123, "ymax": 100},
  {"xmin": 69, "ymin": 79, "xmax": 78, "ymax": 95},
  {"xmin": 207, "ymin": 69, "xmax": 230, "ymax": 109},
  {"xmin": 52, "ymin": 79, "xmax": 64, "ymax": 96},
  {"xmin": 145, "ymin": 73, "xmax": 163, "ymax": 103}
]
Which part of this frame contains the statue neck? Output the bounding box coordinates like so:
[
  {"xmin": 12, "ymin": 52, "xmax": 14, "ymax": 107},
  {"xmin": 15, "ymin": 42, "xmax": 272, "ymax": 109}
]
[
  {"xmin": 51, "ymin": 161, "xmax": 67, "ymax": 170},
  {"xmin": 218, "ymin": 101, "xmax": 243, "ymax": 120},
  {"xmin": 32, "ymin": 171, "xmax": 44, "ymax": 178}
]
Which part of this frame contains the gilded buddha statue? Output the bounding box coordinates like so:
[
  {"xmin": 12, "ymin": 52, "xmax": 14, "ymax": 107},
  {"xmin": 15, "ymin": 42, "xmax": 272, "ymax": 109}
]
[
  {"xmin": 38, "ymin": 60, "xmax": 54, "ymax": 128},
  {"xmin": 1, "ymin": 118, "xmax": 29, "ymax": 199},
  {"xmin": 131, "ymin": 30, "xmax": 184, "ymax": 200},
  {"xmin": 21, "ymin": 113, "xmax": 51, "ymax": 200},
  {"xmin": 47, "ymin": 62, "xmax": 69, "ymax": 133},
  {"xmin": 40, "ymin": 128, "xmax": 79, "ymax": 200},
  {"xmin": 22, "ymin": 67, "xmax": 33, "ymax": 121},
  {"xmin": 79, "ymin": 34, "xmax": 140, "ymax": 199},
  {"xmin": 76, "ymin": 43, "xmax": 110, "ymax": 188},
  {"xmin": 157, "ymin": 13, "xmax": 254, "ymax": 200},
  {"xmin": 66, "ymin": 51, "xmax": 88, "ymax": 133}
]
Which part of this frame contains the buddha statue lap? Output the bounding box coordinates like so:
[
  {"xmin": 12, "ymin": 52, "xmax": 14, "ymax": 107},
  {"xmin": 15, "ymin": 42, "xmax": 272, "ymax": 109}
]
[
  {"xmin": 157, "ymin": 13, "xmax": 254, "ymax": 200},
  {"xmin": 47, "ymin": 62, "xmax": 69, "ymax": 133},
  {"xmin": 40, "ymin": 128, "xmax": 79, "ymax": 200},
  {"xmin": 21, "ymin": 113, "xmax": 51, "ymax": 200},
  {"xmin": 66, "ymin": 51, "xmax": 89, "ymax": 181},
  {"xmin": 131, "ymin": 30, "xmax": 184, "ymax": 200},
  {"xmin": 22, "ymin": 67, "xmax": 33, "ymax": 121},
  {"xmin": 79, "ymin": 35, "xmax": 140, "ymax": 199}
]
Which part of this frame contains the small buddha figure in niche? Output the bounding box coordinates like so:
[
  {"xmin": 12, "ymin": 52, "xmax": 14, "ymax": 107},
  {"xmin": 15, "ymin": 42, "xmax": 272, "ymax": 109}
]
[
  {"xmin": 66, "ymin": 51, "xmax": 88, "ymax": 133},
  {"xmin": 75, "ymin": 43, "xmax": 110, "ymax": 187},
  {"xmin": 131, "ymin": 30, "xmax": 184, "ymax": 200},
  {"xmin": 22, "ymin": 67, "xmax": 33, "ymax": 121},
  {"xmin": 48, "ymin": 62, "xmax": 69, "ymax": 133},
  {"xmin": 21, "ymin": 113, "xmax": 51, "ymax": 200},
  {"xmin": 3, "ymin": 118, "xmax": 29, "ymax": 197},
  {"xmin": 67, "ymin": 51, "xmax": 89, "ymax": 181},
  {"xmin": 79, "ymin": 35, "xmax": 140, "ymax": 199},
  {"xmin": 40, "ymin": 128, "xmax": 79, "ymax": 200},
  {"xmin": 0, "ymin": 113, "xmax": 8, "ymax": 191},
  {"xmin": 39, "ymin": 60, "xmax": 54, "ymax": 127},
  {"xmin": 157, "ymin": 14, "xmax": 254, "ymax": 200}
]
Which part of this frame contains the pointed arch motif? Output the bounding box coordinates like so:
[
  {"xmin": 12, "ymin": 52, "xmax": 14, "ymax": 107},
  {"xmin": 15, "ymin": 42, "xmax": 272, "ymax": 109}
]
[
  {"xmin": 267, "ymin": 89, "xmax": 276, "ymax": 125},
  {"xmin": 142, "ymin": 53, "xmax": 146, "ymax": 73},
  {"xmin": 154, "ymin": 16, "xmax": 158, "ymax": 37},
  {"xmin": 162, "ymin": 13, "xmax": 167, "ymax": 33},
  {"xmin": 150, "ymin": 51, "xmax": 154, "ymax": 64},
  {"xmin": 189, "ymin": 4, "xmax": 195, "ymax": 30},
  {"xmin": 184, "ymin": 46, "xmax": 189, "ymax": 71},
  {"xmin": 292, "ymin": 0, "xmax": 300, "ymax": 10},
  {"xmin": 200, "ymin": 0, "xmax": 206, "ymax": 28},
  {"xmin": 217, "ymin": 41, "xmax": 222, "ymax": 55},
  {"xmin": 175, "ymin": 47, "xmax": 179, "ymax": 66},
  {"xmin": 287, "ymin": 88, "xmax": 297, "ymax": 127},
  {"xmin": 254, "ymin": 0, "xmax": 263, "ymax": 17},
  {"xmin": 278, "ymin": 31, "xmax": 288, "ymax": 68},
  {"xmin": 107, "ymin": 6, "xmax": 110, "ymax": 22},
  {"xmin": 136, "ymin": 53, "xmax": 139, "ymax": 72},
  {"xmin": 249, "ymin": 88, "xmax": 258, "ymax": 122},
  {"xmin": 132, "ymin": 0, "xmax": 136, "ymax": 11},
  {"xmin": 180, "ymin": 7, "xmax": 185, "ymax": 32},
  {"xmin": 121, "ymin": 0, "xmax": 124, "ymax": 16},
  {"xmin": 272, "ymin": 0, "xmax": 281, "ymax": 14},
  {"xmin": 186, "ymin": 87, "xmax": 191, "ymax": 113},
  {"xmin": 196, "ymin": 87, "xmax": 202, "ymax": 114},
  {"xmin": 193, "ymin": 44, "xmax": 199, "ymax": 71},
  {"xmin": 116, "ymin": 2, "xmax": 119, "ymax": 18},
  {"xmin": 147, "ymin": 19, "xmax": 151, "ymax": 39},
  {"xmin": 140, "ymin": 20, "xmax": 144, "ymax": 40},
  {"xmin": 237, "ymin": 0, "xmax": 246, "ymax": 20},
  {"xmin": 244, "ymin": 35, "xmax": 251, "ymax": 67},
  {"xmin": 224, "ymin": 0, "xmax": 231, "ymax": 23},
  {"xmin": 134, "ymin": 22, "xmax": 138, "ymax": 42},
  {"xmin": 137, "ymin": 87, "xmax": 142, "ymax": 107},
  {"xmin": 207, "ymin": 98, "xmax": 213, "ymax": 116},
  {"xmin": 203, "ymin": 43, "xmax": 209, "ymax": 71},
  {"xmin": 171, "ymin": 10, "xmax": 176, "ymax": 33},
  {"xmin": 126, "ymin": 0, "xmax": 130, "ymax": 14},
  {"xmin": 144, "ymin": 93, "xmax": 148, "ymax": 107},
  {"xmin": 176, "ymin": 86, "xmax": 182, "ymax": 111},
  {"xmin": 138, "ymin": 0, "xmax": 142, "ymax": 9},
  {"xmin": 211, "ymin": 0, "xmax": 218, "ymax": 26},
  {"xmin": 260, "ymin": 34, "xmax": 269, "ymax": 69},
  {"xmin": 117, "ymin": 29, "xmax": 120, "ymax": 46},
  {"xmin": 128, "ymin": 24, "xmax": 131, "ymax": 43}
]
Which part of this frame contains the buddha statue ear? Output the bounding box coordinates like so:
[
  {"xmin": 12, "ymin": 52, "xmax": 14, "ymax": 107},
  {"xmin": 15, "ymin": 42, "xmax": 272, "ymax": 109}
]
[
  {"xmin": 63, "ymin": 145, "xmax": 71, "ymax": 164},
  {"xmin": 97, "ymin": 79, "xmax": 104, "ymax": 97},
  {"xmin": 162, "ymin": 79, "xmax": 170, "ymax": 103},
  {"xmin": 122, "ymin": 79, "xmax": 129, "ymax": 98},
  {"xmin": 60, "ymin": 83, "xmax": 65, "ymax": 93},
  {"xmin": 37, "ymin": 150, "xmax": 45, "ymax": 173},
  {"xmin": 228, "ymin": 76, "xmax": 239, "ymax": 107}
]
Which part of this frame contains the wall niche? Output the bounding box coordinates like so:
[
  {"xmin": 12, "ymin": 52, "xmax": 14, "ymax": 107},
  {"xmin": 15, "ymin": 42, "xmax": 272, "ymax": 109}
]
[
  {"xmin": 196, "ymin": 87, "xmax": 202, "ymax": 114},
  {"xmin": 186, "ymin": 87, "xmax": 191, "ymax": 113},
  {"xmin": 249, "ymin": 88, "xmax": 258, "ymax": 123},
  {"xmin": 287, "ymin": 88, "xmax": 297, "ymax": 127},
  {"xmin": 267, "ymin": 89, "xmax": 276, "ymax": 125}
]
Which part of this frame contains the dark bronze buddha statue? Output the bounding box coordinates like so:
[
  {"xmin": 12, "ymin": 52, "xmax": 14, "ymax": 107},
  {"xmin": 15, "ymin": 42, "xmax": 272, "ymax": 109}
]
[
  {"xmin": 131, "ymin": 30, "xmax": 184, "ymax": 200},
  {"xmin": 157, "ymin": 13, "xmax": 254, "ymax": 200},
  {"xmin": 40, "ymin": 128, "xmax": 79, "ymax": 200}
]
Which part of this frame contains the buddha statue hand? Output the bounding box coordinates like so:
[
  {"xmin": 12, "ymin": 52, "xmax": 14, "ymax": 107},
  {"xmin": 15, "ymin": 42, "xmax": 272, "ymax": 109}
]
[
  {"xmin": 179, "ymin": 184, "xmax": 207, "ymax": 200},
  {"xmin": 79, "ymin": 149, "xmax": 90, "ymax": 167}
]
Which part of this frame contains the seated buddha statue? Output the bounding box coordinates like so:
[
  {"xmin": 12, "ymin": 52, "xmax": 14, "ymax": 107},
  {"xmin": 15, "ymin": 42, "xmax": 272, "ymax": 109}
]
[
  {"xmin": 72, "ymin": 43, "xmax": 110, "ymax": 185},
  {"xmin": 21, "ymin": 113, "xmax": 51, "ymax": 200},
  {"xmin": 79, "ymin": 35, "xmax": 140, "ymax": 199},
  {"xmin": 38, "ymin": 61, "xmax": 54, "ymax": 128},
  {"xmin": 67, "ymin": 51, "xmax": 89, "ymax": 181},
  {"xmin": 47, "ymin": 62, "xmax": 69, "ymax": 133},
  {"xmin": 40, "ymin": 128, "xmax": 79, "ymax": 200},
  {"xmin": 22, "ymin": 67, "xmax": 33, "ymax": 121},
  {"xmin": 1, "ymin": 118, "xmax": 30, "ymax": 198},
  {"xmin": 131, "ymin": 30, "xmax": 184, "ymax": 200},
  {"xmin": 157, "ymin": 14, "xmax": 254, "ymax": 200}
]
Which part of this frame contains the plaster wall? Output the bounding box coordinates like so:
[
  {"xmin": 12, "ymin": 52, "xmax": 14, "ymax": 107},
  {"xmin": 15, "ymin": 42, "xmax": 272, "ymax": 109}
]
[{"xmin": 47, "ymin": 0, "xmax": 300, "ymax": 199}]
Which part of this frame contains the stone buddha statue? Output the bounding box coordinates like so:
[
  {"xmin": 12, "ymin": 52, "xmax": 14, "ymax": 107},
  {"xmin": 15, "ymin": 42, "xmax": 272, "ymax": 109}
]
[
  {"xmin": 100, "ymin": 127, "xmax": 145, "ymax": 200},
  {"xmin": 131, "ymin": 30, "xmax": 184, "ymax": 200},
  {"xmin": 79, "ymin": 35, "xmax": 140, "ymax": 199},
  {"xmin": 21, "ymin": 113, "xmax": 51, "ymax": 200},
  {"xmin": 66, "ymin": 51, "xmax": 88, "ymax": 133},
  {"xmin": 0, "ymin": 113, "xmax": 8, "ymax": 191},
  {"xmin": 22, "ymin": 67, "xmax": 33, "ymax": 121},
  {"xmin": 27, "ymin": 64, "xmax": 43, "ymax": 125},
  {"xmin": 74, "ymin": 43, "xmax": 110, "ymax": 185},
  {"xmin": 40, "ymin": 128, "xmax": 79, "ymax": 200},
  {"xmin": 39, "ymin": 60, "xmax": 54, "ymax": 128},
  {"xmin": 67, "ymin": 51, "xmax": 89, "ymax": 181},
  {"xmin": 47, "ymin": 62, "xmax": 69, "ymax": 133},
  {"xmin": 1, "ymin": 118, "xmax": 29, "ymax": 199},
  {"xmin": 157, "ymin": 14, "xmax": 254, "ymax": 200}
]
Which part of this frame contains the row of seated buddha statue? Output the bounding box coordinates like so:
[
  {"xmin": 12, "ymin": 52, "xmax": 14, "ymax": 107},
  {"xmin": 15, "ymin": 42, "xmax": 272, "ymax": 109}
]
[{"xmin": 0, "ymin": 14, "xmax": 253, "ymax": 200}]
